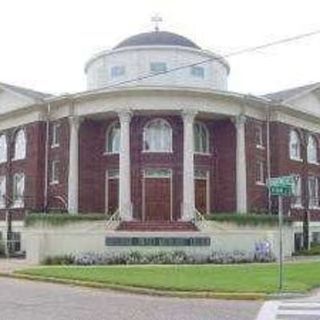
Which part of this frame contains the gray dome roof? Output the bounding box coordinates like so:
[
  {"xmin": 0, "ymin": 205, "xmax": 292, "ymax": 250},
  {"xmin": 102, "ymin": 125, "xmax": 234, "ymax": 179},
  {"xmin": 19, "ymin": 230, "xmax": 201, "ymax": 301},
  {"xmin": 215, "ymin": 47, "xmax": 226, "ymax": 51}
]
[{"xmin": 114, "ymin": 31, "xmax": 200, "ymax": 49}]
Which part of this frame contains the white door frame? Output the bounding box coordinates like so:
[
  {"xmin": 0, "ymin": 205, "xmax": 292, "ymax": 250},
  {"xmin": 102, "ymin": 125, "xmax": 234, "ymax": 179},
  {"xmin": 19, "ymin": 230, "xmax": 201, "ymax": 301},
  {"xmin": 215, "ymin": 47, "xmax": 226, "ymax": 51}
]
[{"xmin": 105, "ymin": 169, "xmax": 119, "ymax": 214}]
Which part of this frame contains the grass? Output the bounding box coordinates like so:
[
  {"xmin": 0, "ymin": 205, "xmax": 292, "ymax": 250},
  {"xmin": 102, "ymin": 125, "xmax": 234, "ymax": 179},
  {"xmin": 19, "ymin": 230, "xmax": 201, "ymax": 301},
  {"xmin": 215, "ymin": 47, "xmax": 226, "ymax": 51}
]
[
  {"xmin": 17, "ymin": 262, "xmax": 320, "ymax": 294},
  {"xmin": 25, "ymin": 213, "xmax": 108, "ymax": 227},
  {"xmin": 205, "ymin": 213, "xmax": 293, "ymax": 226}
]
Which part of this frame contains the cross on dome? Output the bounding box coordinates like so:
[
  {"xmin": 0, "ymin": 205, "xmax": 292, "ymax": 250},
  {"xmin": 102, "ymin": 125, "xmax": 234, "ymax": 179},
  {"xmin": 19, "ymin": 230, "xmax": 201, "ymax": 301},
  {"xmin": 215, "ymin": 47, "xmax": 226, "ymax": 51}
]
[{"xmin": 151, "ymin": 14, "xmax": 163, "ymax": 32}]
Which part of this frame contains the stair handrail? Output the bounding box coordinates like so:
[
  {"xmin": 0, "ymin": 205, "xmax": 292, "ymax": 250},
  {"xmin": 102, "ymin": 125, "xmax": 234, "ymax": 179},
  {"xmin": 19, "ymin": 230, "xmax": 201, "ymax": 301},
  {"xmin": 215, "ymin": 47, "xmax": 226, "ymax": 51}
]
[
  {"xmin": 106, "ymin": 209, "xmax": 121, "ymax": 229},
  {"xmin": 194, "ymin": 209, "xmax": 208, "ymax": 230},
  {"xmin": 194, "ymin": 209, "xmax": 227, "ymax": 231}
]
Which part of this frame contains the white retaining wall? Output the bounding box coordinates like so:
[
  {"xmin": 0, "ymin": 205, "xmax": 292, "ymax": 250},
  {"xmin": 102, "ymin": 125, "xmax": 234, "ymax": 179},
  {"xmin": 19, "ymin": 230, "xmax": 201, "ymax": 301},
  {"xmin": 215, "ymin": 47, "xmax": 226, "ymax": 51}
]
[{"xmin": 25, "ymin": 221, "xmax": 294, "ymax": 264}]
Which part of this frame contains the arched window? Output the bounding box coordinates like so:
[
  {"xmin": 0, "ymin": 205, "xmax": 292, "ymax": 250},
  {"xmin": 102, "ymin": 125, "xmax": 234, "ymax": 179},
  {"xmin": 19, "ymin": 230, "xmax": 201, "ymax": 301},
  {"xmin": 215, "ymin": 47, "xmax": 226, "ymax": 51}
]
[
  {"xmin": 13, "ymin": 172, "xmax": 25, "ymax": 207},
  {"xmin": 308, "ymin": 135, "xmax": 318, "ymax": 163},
  {"xmin": 143, "ymin": 119, "xmax": 172, "ymax": 152},
  {"xmin": 194, "ymin": 122, "xmax": 209, "ymax": 153},
  {"xmin": 289, "ymin": 130, "xmax": 301, "ymax": 160},
  {"xmin": 106, "ymin": 122, "xmax": 120, "ymax": 154},
  {"xmin": 13, "ymin": 129, "xmax": 26, "ymax": 160},
  {"xmin": 0, "ymin": 135, "xmax": 7, "ymax": 163}
]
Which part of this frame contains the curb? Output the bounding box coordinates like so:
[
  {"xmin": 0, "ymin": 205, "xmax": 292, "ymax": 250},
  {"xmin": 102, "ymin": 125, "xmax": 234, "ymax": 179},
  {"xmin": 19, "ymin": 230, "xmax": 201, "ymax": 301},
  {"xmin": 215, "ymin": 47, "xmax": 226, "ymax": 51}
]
[{"xmin": 1, "ymin": 272, "xmax": 267, "ymax": 301}]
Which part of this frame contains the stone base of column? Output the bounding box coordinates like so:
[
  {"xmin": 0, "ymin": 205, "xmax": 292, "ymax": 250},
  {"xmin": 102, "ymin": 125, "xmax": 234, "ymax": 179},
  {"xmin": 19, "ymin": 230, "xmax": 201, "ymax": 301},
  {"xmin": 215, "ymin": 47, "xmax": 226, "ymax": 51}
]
[
  {"xmin": 181, "ymin": 202, "xmax": 195, "ymax": 221},
  {"xmin": 119, "ymin": 202, "xmax": 133, "ymax": 221}
]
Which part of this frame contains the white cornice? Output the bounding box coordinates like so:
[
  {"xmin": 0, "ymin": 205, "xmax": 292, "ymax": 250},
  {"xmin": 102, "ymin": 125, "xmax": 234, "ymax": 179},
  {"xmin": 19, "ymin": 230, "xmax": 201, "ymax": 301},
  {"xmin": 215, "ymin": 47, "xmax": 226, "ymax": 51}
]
[{"xmin": 45, "ymin": 85, "xmax": 268, "ymax": 107}]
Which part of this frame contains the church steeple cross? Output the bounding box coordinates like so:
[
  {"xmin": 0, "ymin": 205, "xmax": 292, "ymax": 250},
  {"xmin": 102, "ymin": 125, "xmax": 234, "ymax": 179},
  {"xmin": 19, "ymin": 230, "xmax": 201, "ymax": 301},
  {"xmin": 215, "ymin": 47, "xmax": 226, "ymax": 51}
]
[{"xmin": 151, "ymin": 14, "xmax": 163, "ymax": 32}]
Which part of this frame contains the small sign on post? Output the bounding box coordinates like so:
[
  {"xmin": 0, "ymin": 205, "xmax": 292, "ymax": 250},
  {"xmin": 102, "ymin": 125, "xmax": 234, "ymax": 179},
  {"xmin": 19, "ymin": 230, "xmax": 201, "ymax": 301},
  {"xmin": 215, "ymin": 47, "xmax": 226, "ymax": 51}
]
[
  {"xmin": 267, "ymin": 176, "xmax": 295, "ymax": 197},
  {"xmin": 267, "ymin": 175, "xmax": 295, "ymax": 291}
]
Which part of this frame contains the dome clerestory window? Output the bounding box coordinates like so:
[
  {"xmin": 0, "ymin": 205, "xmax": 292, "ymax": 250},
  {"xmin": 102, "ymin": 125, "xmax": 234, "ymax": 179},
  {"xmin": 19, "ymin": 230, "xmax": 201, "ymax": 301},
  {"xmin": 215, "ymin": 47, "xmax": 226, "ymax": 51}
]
[
  {"xmin": 111, "ymin": 66, "xmax": 125, "ymax": 78},
  {"xmin": 191, "ymin": 66, "xmax": 205, "ymax": 78},
  {"xmin": 150, "ymin": 62, "xmax": 167, "ymax": 74}
]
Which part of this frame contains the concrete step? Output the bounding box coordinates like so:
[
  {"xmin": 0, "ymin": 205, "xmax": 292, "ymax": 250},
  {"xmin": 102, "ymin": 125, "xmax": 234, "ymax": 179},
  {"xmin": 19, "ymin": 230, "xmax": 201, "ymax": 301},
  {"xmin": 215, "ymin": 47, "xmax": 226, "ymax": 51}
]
[{"xmin": 117, "ymin": 221, "xmax": 198, "ymax": 232}]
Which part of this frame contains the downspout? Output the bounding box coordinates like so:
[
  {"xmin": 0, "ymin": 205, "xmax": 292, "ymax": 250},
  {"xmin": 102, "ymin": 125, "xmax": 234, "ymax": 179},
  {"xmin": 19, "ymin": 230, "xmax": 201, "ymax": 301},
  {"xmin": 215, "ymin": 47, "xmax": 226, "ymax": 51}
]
[
  {"xmin": 266, "ymin": 103, "xmax": 272, "ymax": 214},
  {"xmin": 44, "ymin": 103, "xmax": 51, "ymax": 212}
]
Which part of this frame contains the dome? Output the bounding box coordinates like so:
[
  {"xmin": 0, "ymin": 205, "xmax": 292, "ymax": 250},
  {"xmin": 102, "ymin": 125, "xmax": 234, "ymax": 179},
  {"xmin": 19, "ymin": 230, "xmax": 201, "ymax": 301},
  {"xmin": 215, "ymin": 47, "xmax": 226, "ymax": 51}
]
[{"xmin": 114, "ymin": 31, "xmax": 201, "ymax": 50}]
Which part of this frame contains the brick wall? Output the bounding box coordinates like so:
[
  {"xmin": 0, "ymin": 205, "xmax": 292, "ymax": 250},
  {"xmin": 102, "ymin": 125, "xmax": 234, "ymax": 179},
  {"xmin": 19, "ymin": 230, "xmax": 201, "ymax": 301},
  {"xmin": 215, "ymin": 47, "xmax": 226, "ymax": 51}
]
[
  {"xmin": 245, "ymin": 118, "xmax": 268, "ymax": 213},
  {"xmin": 47, "ymin": 118, "xmax": 69, "ymax": 211},
  {"xmin": 77, "ymin": 115, "xmax": 229, "ymax": 217},
  {"xmin": 270, "ymin": 122, "xmax": 320, "ymax": 220},
  {"xmin": 0, "ymin": 121, "xmax": 46, "ymax": 221},
  {"xmin": 3, "ymin": 114, "xmax": 319, "ymax": 222},
  {"xmin": 212, "ymin": 119, "xmax": 236, "ymax": 212}
]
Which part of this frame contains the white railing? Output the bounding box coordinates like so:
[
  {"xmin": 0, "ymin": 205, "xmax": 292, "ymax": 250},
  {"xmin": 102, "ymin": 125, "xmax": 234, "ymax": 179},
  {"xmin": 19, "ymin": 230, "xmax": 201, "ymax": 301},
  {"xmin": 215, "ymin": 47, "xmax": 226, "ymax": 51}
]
[
  {"xmin": 194, "ymin": 209, "xmax": 208, "ymax": 230},
  {"xmin": 105, "ymin": 209, "xmax": 121, "ymax": 230}
]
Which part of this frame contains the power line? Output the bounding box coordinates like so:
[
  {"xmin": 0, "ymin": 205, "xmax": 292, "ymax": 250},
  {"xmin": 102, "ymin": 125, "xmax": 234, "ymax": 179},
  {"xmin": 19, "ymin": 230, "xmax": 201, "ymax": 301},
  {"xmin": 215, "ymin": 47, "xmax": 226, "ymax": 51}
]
[{"xmin": 102, "ymin": 29, "xmax": 320, "ymax": 90}]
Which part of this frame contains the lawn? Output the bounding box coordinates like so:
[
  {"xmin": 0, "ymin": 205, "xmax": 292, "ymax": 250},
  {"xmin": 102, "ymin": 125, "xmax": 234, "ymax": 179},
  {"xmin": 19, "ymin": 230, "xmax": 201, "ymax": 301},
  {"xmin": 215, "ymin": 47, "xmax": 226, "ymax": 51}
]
[{"xmin": 16, "ymin": 261, "xmax": 320, "ymax": 294}]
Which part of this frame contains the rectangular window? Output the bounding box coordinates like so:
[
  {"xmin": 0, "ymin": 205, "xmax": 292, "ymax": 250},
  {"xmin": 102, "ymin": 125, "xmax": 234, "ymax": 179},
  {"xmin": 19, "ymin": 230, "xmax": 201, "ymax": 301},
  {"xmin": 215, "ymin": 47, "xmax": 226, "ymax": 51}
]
[
  {"xmin": 111, "ymin": 66, "xmax": 125, "ymax": 78},
  {"xmin": 308, "ymin": 176, "xmax": 319, "ymax": 209},
  {"xmin": 144, "ymin": 168, "xmax": 171, "ymax": 178},
  {"xmin": 0, "ymin": 176, "xmax": 6, "ymax": 208},
  {"xmin": 256, "ymin": 161, "xmax": 264, "ymax": 184},
  {"xmin": 191, "ymin": 66, "xmax": 205, "ymax": 78},
  {"xmin": 312, "ymin": 232, "xmax": 320, "ymax": 244},
  {"xmin": 255, "ymin": 125, "xmax": 263, "ymax": 147},
  {"xmin": 108, "ymin": 169, "xmax": 119, "ymax": 179},
  {"xmin": 13, "ymin": 173, "xmax": 25, "ymax": 208},
  {"xmin": 291, "ymin": 175, "xmax": 302, "ymax": 207},
  {"xmin": 51, "ymin": 123, "xmax": 60, "ymax": 147},
  {"xmin": 50, "ymin": 160, "xmax": 59, "ymax": 184},
  {"xmin": 194, "ymin": 169, "xmax": 207, "ymax": 179},
  {"xmin": 150, "ymin": 62, "xmax": 167, "ymax": 74}
]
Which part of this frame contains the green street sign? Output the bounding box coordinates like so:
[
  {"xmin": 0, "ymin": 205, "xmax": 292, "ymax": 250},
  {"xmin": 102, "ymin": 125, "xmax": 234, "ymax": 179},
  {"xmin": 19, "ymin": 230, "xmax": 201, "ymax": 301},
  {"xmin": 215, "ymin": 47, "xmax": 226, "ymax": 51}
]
[
  {"xmin": 267, "ymin": 176, "xmax": 295, "ymax": 197},
  {"xmin": 270, "ymin": 185, "xmax": 293, "ymax": 196}
]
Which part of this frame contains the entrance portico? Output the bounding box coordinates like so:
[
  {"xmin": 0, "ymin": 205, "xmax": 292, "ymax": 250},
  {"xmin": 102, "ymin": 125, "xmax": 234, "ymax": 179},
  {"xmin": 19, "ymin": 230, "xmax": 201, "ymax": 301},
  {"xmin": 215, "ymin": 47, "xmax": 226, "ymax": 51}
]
[{"xmin": 68, "ymin": 108, "xmax": 247, "ymax": 221}]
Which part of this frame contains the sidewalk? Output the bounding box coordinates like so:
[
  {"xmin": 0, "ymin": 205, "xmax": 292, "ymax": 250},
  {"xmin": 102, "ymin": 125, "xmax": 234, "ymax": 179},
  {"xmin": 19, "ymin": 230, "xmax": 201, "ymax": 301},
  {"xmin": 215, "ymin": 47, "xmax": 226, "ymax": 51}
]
[{"xmin": 0, "ymin": 258, "xmax": 34, "ymax": 274}]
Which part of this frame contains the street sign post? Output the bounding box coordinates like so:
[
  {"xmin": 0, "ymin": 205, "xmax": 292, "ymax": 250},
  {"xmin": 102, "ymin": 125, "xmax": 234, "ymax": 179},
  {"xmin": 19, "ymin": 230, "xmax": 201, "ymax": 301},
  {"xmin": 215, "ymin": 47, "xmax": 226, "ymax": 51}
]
[{"xmin": 267, "ymin": 176, "xmax": 295, "ymax": 291}]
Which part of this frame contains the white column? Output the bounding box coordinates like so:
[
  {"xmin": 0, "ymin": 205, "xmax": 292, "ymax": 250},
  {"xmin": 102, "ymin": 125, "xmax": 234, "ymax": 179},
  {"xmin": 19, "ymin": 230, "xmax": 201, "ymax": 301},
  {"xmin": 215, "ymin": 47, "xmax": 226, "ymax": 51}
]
[
  {"xmin": 118, "ymin": 110, "xmax": 132, "ymax": 221},
  {"xmin": 68, "ymin": 116, "xmax": 80, "ymax": 214},
  {"xmin": 182, "ymin": 110, "xmax": 197, "ymax": 221},
  {"xmin": 234, "ymin": 114, "xmax": 247, "ymax": 213}
]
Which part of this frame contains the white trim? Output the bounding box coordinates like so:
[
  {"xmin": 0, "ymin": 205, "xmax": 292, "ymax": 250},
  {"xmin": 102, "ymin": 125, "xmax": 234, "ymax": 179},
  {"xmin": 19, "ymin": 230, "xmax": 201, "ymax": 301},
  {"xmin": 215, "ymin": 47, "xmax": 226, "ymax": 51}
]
[
  {"xmin": 290, "ymin": 157, "xmax": 303, "ymax": 162},
  {"xmin": 50, "ymin": 160, "xmax": 59, "ymax": 185},
  {"xmin": 256, "ymin": 144, "xmax": 265, "ymax": 150}
]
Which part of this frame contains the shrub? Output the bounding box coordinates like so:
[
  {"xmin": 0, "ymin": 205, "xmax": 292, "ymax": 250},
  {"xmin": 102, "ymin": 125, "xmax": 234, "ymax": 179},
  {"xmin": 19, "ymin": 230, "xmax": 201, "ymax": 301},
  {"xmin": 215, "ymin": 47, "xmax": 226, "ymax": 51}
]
[
  {"xmin": 43, "ymin": 255, "xmax": 74, "ymax": 265},
  {"xmin": 43, "ymin": 249, "xmax": 276, "ymax": 266},
  {"xmin": 25, "ymin": 213, "xmax": 108, "ymax": 227},
  {"xmin": 293, "ymin": 244, "xmax": 320, "ymax": 256},
  {"xmin": 204, "ymin": 213, "xmax": 292, "ymax": 226},
  {"xmin": 0, "ymin": 240, "xmax": 5, "ymax": 256}
]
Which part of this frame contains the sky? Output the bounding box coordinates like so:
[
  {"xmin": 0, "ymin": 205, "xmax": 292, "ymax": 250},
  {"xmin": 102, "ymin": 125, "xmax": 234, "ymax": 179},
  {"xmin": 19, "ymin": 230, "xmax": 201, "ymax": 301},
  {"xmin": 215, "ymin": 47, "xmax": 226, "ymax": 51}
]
[{"xmin": 0, "ymin": 0, "xmax": 320, "ymax": 96}]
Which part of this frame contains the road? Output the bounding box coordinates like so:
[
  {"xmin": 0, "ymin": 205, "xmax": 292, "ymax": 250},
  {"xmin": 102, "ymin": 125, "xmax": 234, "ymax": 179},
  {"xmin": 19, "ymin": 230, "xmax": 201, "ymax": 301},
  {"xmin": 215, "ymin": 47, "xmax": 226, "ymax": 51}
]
[
  {"xmin": 0, "ymin": 278, "xmax": 261, "ymax": 320},
  {"xmin": 257, "ymin": 293, "xmax": 320, "ymax": 319}
]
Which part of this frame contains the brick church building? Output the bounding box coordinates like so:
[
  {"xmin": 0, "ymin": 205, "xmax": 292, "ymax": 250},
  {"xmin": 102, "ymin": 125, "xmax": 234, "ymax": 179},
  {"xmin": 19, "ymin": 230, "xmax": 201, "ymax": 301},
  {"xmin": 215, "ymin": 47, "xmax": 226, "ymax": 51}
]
[{"xmin": 0, "ymin": 29, "xmax": 320, "ymax": 237}]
